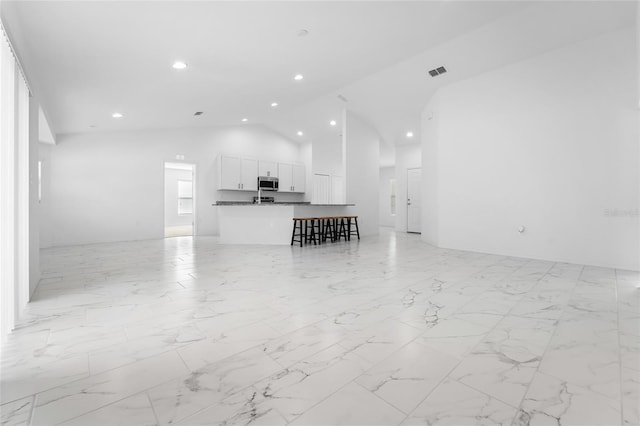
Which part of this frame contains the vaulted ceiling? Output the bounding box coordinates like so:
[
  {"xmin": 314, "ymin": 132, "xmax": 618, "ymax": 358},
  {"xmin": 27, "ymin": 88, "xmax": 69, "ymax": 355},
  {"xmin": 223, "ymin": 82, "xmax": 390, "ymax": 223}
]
[{"xmin": 1, "ymin": 1, "xmax": 636, "ymax": 166}]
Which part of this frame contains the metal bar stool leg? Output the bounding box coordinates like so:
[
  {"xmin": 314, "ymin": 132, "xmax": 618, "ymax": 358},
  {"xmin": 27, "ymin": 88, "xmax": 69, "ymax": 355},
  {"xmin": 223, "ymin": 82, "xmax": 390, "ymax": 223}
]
[
  {"xmin": 324, "ymin": 217, "xmax": 334, "ymax": 242},
  {"xmin": 291, "ymin": 220, "xmax": 296, "ymax": 245},
  {"xmin": 337, "ymin": 217, "xmax": 347, "ymax": 241},
  {"xmin": 301, "ymin": 219, "xmax": 306, "ymax": 246},
  {"xmin": 342, "ymin": 217, "xmax": 348, "ymax": 240},
  {"xmin": 354, "ymin": 217, "xmax": 360, "ymax": 239},
  {"xmin": 309, "ymin": 219, "xmax": 317, "ymax": 245},
  {"xmin": 304, "ymin": 219, "xmax": 309, "ymax": 245},
  {"xmin": 291, "ymin": 218, "xmax": 304, "ymax": 247}
]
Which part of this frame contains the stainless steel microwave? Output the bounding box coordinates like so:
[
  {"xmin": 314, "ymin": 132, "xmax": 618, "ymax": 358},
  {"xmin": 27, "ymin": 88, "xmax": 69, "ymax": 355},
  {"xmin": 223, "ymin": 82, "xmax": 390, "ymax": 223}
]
[{"xmin": 258, "ymin": 176, "xmax": 279, "ymax": 191}]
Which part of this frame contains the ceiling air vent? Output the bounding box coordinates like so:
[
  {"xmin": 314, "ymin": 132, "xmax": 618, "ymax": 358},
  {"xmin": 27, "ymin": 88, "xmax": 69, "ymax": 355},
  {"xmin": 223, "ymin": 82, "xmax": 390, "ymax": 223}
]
[{"xmin": 428, "ymin": 66, "xmax": 447, "ymax": 77}]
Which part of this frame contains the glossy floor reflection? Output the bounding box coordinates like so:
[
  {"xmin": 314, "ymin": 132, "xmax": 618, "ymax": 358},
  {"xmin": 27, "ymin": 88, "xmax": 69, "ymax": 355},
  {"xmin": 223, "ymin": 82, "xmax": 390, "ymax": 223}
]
[{"xmin": 1, "ymin": 230, "xmax": 638, "ymax": 425}]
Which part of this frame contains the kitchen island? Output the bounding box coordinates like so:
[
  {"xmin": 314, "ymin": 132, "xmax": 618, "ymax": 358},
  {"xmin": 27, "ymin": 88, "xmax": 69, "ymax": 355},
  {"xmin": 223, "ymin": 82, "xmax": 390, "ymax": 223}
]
[{"xmin": 215, "ymin": 202, "xmax": 355, "ymax": 245}]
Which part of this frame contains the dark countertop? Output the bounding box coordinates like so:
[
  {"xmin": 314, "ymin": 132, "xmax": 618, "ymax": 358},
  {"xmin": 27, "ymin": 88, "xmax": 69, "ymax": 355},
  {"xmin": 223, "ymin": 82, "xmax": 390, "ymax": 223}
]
[
  {"xmin": 214, "ymin": 202, "xmax": 355, "ymax": 206},
  {"xmin": 300, "ymin": 204, "xmax": 355, "ymax": 206},
  {"xmin": 214, "ymin": 201, "xmax": 311, "ymax": 206}
]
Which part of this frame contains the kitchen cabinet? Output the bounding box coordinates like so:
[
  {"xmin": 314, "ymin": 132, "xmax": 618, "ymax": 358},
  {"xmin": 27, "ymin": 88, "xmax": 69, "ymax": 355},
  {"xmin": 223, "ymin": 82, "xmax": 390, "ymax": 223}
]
[
  {"xmin": 278, "ymin": 163, "xmax": 305, "ymax": 193},
  {"xmin": 292, "ymin": 164, "xmax": 305, "ymax": 193},
  {"xmin": 258, "ymin": 160, "xmax": 277, "ymax": 178},
  {"xmin": 241, "ymin": 158, "xmax": 258, "ymax": 191},
  {"xmin": 218, "ymin": 155, "xmax": 258, "ymax": 191}
]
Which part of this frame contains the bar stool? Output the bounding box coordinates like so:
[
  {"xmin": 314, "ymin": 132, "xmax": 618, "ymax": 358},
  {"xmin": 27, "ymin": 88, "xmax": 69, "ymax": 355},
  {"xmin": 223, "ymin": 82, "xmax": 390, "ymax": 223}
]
[
  {"xmin": 335, "ymin": 216, "xmax": 348, "ymax": 241},
  {"xmin": 322, "ymin": 217, "xmax": 336, "ymax": 243},
  {"xmin": 291, "ymin": 218, "xmax": 305, "ymax": 246},
  {"xmin": 306, "ymin": 218, "xmax": 321, "ymax": 245},
  {"xmin": 345, "ymin": 215, "xmax": 360, "ymax": 240}
]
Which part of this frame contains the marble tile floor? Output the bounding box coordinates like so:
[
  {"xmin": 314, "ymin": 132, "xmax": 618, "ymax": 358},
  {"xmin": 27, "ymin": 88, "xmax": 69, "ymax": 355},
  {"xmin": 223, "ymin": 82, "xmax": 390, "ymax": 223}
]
[{"xmin": 1, "ymin": 230, "xmax": 638, "ymax": 426}]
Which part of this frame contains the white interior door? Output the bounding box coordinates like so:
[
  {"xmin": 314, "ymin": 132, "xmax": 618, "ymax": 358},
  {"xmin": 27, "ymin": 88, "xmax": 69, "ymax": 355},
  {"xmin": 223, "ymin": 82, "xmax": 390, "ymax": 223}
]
[{"xmin": 407, "ymin": 168, "xmax": 422, "ymax": 233}]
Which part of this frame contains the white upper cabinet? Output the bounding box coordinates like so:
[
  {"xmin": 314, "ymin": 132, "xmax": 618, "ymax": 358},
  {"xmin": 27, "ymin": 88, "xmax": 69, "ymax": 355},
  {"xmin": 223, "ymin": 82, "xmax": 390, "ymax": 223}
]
[
  {"xmin": 258, "ymin": 160, "xmax": 277, "ymax": 178},
  {"xmin": 278, "ymin": 163, "xmax": 293, "ymax": 193},
  {"xmin": 218, "ymin": 155, "xmax": 258, "ymax": 191},
  {"xmin": 219, "ymin": 156, "xmax": 241, "ymax": 190},
  {"xmin": 241, "ymin": 158, "xmax": 258, "ymax": 191},
  {"xmin": 278, "ymin": 162, "xmax": 305, "ymax": 193},
  {"xmin": 291, "ymin": 164, "xmax": 305, "ymax": 193},
  {"xmin": 218, "ymin": 155, "xmax": 304, "ymax": 193}
]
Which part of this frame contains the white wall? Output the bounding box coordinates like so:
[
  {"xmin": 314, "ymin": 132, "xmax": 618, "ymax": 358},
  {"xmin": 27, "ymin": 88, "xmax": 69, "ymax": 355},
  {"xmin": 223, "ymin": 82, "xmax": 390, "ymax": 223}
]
[
  {"xmin": 28, "ymin": 97, "xmax": 40, "ymax": 297},
  {"xmin": 300, "ymin": 141, "xmax": 313, "ymax": 203},
  {"xmin": 421, "ymin": 108, "xmax": 439, "ymax": 246},
  {"xmin": 0, "ymin": 28, "xmax": 32, "ymax": 343},
  {"xmin": 395, "ymin": 144, "xmax": 421, "ymax": 233},
  {"xmin": 38, "ymin": 143, "xmax": 53, "ymax": 249},
  {"xmin": 311, "ymin": 134, "xmax": 345, "ymax": 204},
  {"xmin": 43, "ymin": 125, "xmax": 304, "ymax": 247},
  {"xmin": 421, "ymin": 27, "xmax": 639, "ymax": 270},
  {"xmin": 379, "ymin": 166, "xmax": 395, "ymax": 228},
  {"xmin": 312, "ymin": 135, "xmax": 343, "ymax": 177},
  {"xmin": 164, "ymin": 168, "xmax": 192, "ymax": 227},
  {"xmin": 38, "ymin": 106, "xmax": 55, "ymax": 145},
  {"xmin": 344, "ymin": 110, "xmax": 380, "ymax": 237}
]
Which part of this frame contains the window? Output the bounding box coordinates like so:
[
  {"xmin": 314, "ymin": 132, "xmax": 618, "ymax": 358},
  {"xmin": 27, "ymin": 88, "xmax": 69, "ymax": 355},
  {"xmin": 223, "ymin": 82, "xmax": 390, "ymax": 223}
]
[
  {"xmin": 390, "ymin": 178, "xmax": 396, "ymax": 215},
  {"xmin": 177, "ymin": 180, "xmax": 193, "ymax": 215}
]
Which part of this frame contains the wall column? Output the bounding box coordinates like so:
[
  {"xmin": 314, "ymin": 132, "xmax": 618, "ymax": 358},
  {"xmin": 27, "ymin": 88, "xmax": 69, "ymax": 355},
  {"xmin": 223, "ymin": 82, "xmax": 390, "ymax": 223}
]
[{"xmin": 343, "ymin": 109, "xmax": 380, "ymax": 237}]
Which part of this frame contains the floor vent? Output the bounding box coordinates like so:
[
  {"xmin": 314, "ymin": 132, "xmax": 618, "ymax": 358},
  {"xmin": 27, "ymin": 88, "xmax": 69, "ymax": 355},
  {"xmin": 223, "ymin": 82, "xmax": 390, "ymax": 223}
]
[{"xmin": 428, "ymin": 66, "xmax": 447, "ymax": 77}]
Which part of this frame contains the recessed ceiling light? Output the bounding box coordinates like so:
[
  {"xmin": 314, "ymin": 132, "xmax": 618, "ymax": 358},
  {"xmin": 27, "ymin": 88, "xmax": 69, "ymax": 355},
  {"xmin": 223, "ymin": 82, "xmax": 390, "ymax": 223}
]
[
  {"xmin": 294, "ymin": 74, "xmax": 304, "ymax": 81},
  {"xmin": 241, "ymin": 118, "xmax": 248, "ymax": 122},
  {"xmin": 297, "ymin": 29, "xmax": 309, "ymax": 37},
  {"xmin": 172, "ymin": 61, "xmax": 187, "ymax": 70},
  {"xmin": 297, "ymin": 131, "xmax": 303, "ymax": 136},
  {"xmin": 271, "ymin": 102, "xmax": 279, "ymax": 107},
  {"xmin": 329, "ymin": 120, "xmax": 337, "ymax": 126},
  {"xmin": 406, "ymin": 131, "xmax": 414, "ymax": 138},
  {"xmin": 194, "ymin": 111, "xmax": 203, "ymax": 116},
  {"xmin": 112, "ymin": 112, "xmax": 123, "ymax": 118}
]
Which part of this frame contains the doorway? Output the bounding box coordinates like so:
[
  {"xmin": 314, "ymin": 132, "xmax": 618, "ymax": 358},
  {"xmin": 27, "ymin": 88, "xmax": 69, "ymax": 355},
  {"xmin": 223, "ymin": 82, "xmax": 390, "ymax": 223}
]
[
  {"xmin": 407, "ymin": 168, "xmax": 421, "ymax": 233},
  {"xmin": 164, "ymin": 162, "xmax": 195, "ymax": 238}
]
